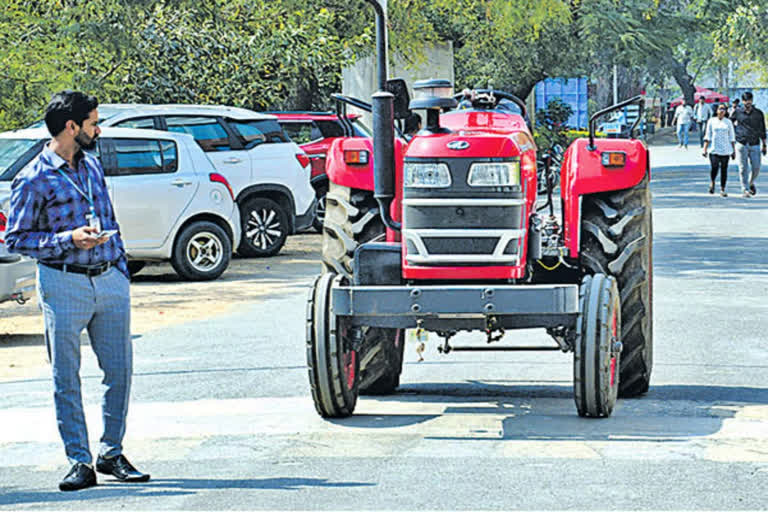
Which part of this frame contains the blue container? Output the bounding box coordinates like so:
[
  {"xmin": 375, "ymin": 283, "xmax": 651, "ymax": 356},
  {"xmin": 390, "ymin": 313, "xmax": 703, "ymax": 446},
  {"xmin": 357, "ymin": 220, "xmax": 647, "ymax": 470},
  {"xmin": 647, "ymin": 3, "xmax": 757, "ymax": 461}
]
[{"xmin": 535, "ymin": 77, "xmax": 589, "ymax": 129}]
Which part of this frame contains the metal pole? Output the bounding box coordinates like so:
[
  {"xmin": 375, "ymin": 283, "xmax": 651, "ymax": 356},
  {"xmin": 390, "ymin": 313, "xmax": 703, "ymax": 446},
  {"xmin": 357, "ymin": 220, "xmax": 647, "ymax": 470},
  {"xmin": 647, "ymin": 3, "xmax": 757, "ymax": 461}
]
[
  {"xmin": 613, "ymin": 64, "xmax": 618, "ymax": 104},
  {"xmin": 366, "ymin": 0, "xmax": 388, "ymax": 92}
]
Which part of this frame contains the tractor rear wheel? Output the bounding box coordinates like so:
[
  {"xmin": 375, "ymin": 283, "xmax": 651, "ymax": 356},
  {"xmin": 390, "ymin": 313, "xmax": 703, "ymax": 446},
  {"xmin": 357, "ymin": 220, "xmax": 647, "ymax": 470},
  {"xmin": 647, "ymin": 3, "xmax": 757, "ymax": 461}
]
[
  {"xmin": 322, "ymin": 183, "xmax": 404, "ymax": 395},
  {"xmin": 580, "ymin": 176, "xmax": 653, "ymax": 397},
  {"xmin": 306, "ymin": 273, "xmax": 359, "ymax": 418},
  {"xmin": 574, "ymin": 274, "xmax": 621, "ymax": 418}
]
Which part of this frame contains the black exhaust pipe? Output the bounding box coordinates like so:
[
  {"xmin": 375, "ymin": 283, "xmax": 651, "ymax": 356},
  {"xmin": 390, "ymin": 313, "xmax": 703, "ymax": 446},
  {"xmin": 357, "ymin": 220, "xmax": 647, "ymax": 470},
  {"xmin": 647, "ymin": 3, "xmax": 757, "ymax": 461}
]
[{"xmin": 365, "ymin": 0, "xmax": 401, "ymax": 231}]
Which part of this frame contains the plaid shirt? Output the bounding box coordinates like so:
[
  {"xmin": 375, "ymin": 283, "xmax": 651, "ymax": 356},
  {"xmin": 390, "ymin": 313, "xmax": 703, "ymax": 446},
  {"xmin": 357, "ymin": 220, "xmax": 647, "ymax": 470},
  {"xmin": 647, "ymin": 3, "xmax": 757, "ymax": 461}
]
[{"xmin": 5, "ymin": 145, "xmax": 129, "ymax": 279}]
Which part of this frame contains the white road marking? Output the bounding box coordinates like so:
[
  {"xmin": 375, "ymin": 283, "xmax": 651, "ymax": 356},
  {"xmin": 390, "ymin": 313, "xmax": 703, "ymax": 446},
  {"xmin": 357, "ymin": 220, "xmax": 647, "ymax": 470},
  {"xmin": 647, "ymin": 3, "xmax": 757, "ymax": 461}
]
[{"xmin": 2, "ymin": 396, "xmax": 767, "ymax": 466}]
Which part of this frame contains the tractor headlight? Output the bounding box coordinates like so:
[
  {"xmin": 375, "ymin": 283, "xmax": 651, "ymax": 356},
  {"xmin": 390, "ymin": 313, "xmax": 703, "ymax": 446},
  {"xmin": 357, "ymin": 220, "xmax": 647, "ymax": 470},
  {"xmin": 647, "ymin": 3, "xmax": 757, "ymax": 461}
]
[
  {"xmin": 404, "ymin": 162, "xmax": 452, "ymax": 188},
  {"xmin": 467, "ymin": 161, "xmax": 520, "ymax": 187}
]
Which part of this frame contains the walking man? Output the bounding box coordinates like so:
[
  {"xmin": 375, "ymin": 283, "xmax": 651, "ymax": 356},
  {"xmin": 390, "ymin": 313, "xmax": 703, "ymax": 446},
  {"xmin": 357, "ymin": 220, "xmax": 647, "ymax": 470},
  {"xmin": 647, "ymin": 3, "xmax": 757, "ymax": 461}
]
[
  {"xmin": 731, "ymin": 91, "xmax": 767, "ymax": 197},
  {"xmin": 673, "ymin": 101, "xmax": 694, "ymax": 149},
  {"xmin": 694, "ymin": 97, "xmax": 713, "ymax": 148},
  {"xmin": 5, "ymin": 91, "xmax": 150, "ymax": 491}
]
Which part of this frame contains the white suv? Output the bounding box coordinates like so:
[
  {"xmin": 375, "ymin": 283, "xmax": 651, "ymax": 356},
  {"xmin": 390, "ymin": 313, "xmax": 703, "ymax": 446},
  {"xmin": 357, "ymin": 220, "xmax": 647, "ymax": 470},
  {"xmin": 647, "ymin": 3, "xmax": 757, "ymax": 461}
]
[
  {"xmin": 0, "ymin": 127, "xmax": 241, "ymax": 281},
  {"xmin": 94, "ymin": 104, "xmax": 316, "ymax": 257}
]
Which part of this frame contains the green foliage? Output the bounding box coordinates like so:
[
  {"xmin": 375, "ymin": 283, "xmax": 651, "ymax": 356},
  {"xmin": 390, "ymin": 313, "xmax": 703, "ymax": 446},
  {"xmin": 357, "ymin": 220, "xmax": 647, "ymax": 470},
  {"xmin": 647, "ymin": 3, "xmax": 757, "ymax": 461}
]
[{"xmin": 0, "ymin": 0, "xmax": 761, "ymax": 131}]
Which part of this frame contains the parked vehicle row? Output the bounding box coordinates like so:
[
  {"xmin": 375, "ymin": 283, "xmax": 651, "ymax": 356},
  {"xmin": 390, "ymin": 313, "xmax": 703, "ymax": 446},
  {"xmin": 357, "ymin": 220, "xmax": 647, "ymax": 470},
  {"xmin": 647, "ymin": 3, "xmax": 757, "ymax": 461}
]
[
  {"xmin": 0, "ymin": 127, "xmax": 240, "ymax": 282},
  {"xmin": 0, "ymin": 104, "xmax": 364, "ymax": 294},
  {"xmin": 270, "ymin": 111, "xmax": 371, "ymax": 232}
]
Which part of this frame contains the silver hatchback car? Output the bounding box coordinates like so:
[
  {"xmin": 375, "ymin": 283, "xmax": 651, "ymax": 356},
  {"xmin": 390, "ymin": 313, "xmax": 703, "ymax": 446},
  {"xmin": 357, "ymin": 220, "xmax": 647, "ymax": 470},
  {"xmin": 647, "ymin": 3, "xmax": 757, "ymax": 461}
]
[
  {"xmin": 0, "ymin": 127, "xmax": 241, "ymax": 281},
  {"xmin": 0, "ymin": 195, "xmax": 35, "ymax": 304}
]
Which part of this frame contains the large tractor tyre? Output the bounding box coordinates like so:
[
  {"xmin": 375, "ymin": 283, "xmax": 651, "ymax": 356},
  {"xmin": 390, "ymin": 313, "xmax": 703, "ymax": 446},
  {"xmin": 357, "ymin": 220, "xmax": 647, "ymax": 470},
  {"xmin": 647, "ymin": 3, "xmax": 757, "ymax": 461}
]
[
  {"xmin": 306, "ymin": 273, "xmax": 359, "ymax": 418},
  {"xmin": 322, "ymin": 182, "xmax": 404, "ymax": 395},
  {"xmin": 238, "ymin": 197, "xmax": 289, "ymax": 257},
  {"xmin": 574, "ymin": 274, "xmax": 622, "ymax": 418},
  {"xmin": 580, "ymin": 176, "xmax": 653, "ymax": 397},
  {"xmin": 359, "ymin": 328, "xmax": 405, "ymax": 395}
]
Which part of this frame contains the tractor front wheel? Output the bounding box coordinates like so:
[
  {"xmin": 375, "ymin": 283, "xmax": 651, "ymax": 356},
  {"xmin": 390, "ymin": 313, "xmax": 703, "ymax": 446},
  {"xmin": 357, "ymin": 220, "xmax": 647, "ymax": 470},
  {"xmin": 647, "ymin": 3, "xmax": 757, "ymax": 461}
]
[
  {"xmin": 574, "ymin": 274, "xmax": 621, "ymax": 418},
  {"xmin": 306, "ymin": 273, "xmax": 359, "ymax": 418}
]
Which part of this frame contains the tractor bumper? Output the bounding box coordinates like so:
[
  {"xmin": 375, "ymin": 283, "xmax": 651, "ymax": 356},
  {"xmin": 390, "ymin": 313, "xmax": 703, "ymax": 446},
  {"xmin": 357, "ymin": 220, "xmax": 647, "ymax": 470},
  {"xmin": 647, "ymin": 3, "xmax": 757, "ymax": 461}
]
[{"xmin": 331, "ymin": 283, "xmax": 579, "ymax": 330}]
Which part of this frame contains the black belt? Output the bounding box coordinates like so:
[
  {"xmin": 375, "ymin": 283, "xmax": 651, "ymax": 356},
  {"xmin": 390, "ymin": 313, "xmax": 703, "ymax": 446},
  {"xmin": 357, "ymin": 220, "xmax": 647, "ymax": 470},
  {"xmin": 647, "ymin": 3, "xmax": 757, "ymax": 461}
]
[{"xmin": 41, "ymin": 261, "xmax": 114, "ymax": 277}]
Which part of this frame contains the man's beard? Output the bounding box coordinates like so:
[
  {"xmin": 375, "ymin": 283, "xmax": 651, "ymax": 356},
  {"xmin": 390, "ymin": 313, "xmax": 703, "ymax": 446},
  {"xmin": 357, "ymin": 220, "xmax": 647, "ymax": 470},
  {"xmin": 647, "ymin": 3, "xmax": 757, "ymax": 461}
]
[{"xmin": 75, "ymin": 131, "xmax": 98, "ymax": 150}]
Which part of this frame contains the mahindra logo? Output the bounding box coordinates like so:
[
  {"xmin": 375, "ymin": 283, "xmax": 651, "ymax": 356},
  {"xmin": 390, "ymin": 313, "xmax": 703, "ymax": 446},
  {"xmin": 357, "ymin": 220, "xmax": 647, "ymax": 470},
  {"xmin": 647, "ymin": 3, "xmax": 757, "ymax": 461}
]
[{"xmin": 447, "ymin": 140, "xmax": 470, "ymax": 150}]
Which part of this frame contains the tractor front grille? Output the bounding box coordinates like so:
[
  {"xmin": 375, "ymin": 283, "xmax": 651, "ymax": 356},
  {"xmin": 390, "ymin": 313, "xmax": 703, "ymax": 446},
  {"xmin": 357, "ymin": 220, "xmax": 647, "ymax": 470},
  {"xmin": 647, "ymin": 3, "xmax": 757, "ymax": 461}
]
[{"xmin": 403, "ymin": 198, "xmax": 526, "ymax": 266}]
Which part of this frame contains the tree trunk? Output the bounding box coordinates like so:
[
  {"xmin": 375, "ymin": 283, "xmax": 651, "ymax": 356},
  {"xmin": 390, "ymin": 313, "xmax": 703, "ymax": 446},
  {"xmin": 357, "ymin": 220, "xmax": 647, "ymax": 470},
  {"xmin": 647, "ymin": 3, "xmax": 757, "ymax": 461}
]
[{"xmin": 665, "ymin": 56, "xmax": 696, "ymax": 106}]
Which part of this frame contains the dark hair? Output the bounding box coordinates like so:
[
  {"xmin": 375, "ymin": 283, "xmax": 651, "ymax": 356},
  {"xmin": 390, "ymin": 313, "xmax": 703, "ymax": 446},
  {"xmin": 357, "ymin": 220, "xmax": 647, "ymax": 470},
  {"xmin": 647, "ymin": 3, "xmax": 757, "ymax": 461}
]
[
  {"xmin": 741, "ymin": 91, "xmax": 753, "ymax": 102},
  {"xmin": 44, "ymin": 90, "xmax": 99, "ymax": 137},
  {"xmin": 733, "ymin": 98, "xmax": 740, "ymax": 104},
  {"xmin": 404, "ymin": 112, "xmax": 422, "ymax": 134}
]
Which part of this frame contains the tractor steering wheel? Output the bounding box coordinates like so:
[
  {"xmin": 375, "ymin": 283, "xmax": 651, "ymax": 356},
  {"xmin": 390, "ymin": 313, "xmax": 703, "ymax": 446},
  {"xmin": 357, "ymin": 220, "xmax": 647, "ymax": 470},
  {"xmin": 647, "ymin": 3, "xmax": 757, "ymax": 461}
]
[{"xmin": 453, "ymin": 89, "xmax": 527, "ymax": 119}]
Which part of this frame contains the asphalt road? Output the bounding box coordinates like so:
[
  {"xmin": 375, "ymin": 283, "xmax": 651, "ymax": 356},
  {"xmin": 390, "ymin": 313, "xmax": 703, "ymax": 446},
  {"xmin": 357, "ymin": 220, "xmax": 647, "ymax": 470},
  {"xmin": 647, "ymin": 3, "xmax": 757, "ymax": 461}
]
[{"xmin": 1, "ymin": 144, "xmax": 767, "ymax": 510}]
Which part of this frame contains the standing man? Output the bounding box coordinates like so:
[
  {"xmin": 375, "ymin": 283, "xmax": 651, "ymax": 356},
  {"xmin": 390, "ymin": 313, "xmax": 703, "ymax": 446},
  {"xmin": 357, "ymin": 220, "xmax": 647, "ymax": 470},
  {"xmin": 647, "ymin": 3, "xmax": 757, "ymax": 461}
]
[
  {"xmin": 729, "ymin": 98, "xmax": 742, "ymax": 117},
  {"xmin": 693, "ymin": 96, "xmax": 713, "ymax": 148},
  {"xmin": 731, "ymin": 91, "xmax": 767, "ymax": 197},
  {"xmin": 5, "ymin": 91, "xmax": 150, "ymax": 491},
  {"xmin": 672, "ymin": 101, "xmax": 694, "ymax": 149}
]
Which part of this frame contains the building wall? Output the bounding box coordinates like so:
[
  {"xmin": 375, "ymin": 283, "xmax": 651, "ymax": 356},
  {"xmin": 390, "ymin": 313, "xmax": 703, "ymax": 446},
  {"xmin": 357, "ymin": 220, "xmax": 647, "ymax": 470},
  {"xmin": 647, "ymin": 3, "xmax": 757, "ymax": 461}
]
[{"xmin": 341, "ymin": 42, "xmax": 454, "ymax": 126}]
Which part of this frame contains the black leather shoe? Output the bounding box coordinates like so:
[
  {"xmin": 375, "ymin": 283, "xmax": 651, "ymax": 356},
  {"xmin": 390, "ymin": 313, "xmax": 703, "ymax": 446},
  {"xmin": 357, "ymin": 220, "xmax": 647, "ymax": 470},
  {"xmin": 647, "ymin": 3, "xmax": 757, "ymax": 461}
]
[
  {"xmin": 59, "ymin": 463, "xmax": 97, "ymax": 491},
  {"xmin": 96, "ymin": 454, "xmax": 150, "ymax": 482}
]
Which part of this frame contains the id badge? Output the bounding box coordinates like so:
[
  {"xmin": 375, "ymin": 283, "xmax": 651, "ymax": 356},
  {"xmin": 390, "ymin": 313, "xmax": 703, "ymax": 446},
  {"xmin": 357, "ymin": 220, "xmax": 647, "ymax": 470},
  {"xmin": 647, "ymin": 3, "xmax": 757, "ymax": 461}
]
[{"xmin": 86, "ymin": 213, "xmax": 101, "ymax": 233}]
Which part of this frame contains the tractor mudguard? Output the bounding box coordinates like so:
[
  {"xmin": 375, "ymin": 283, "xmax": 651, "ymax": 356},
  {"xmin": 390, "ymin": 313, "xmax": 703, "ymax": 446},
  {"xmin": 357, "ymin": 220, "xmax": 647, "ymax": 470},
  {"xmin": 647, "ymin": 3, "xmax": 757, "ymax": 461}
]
[
  {"xmin": 325, "ymin": 136, "xmax": 405, "ymax": 242},
  {"xmin": 561, "ymin": 138, "xmax": 650, "ymax": 258}
]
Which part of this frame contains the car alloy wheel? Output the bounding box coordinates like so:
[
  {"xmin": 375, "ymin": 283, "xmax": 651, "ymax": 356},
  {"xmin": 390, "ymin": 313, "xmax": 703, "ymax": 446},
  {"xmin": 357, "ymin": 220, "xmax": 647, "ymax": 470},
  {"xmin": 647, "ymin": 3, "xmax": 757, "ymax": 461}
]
[
  {"xmin": 247, "ymin": 207, "xmax": 283, "ymax": 251},
  {"xmin": 186, "ymin": 231, "xmax": 224, "ymax": 273},
  {"xmin": 238, "ymin": 197, "xmax": 289, "ymax": 257}
]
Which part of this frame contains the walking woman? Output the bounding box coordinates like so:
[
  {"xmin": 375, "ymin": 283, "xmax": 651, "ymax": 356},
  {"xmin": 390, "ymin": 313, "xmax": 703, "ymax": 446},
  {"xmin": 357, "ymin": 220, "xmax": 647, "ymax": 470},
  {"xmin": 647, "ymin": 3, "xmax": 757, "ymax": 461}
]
[{"xmin": 702, "ymin": 103, "xmax": 736, "ymax": 196}]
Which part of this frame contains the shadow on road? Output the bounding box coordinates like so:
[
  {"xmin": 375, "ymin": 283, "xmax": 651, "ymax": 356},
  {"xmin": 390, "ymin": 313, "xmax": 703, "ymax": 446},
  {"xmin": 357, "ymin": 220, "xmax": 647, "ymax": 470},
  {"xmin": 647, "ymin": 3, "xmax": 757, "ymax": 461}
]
[
  {"xmin": 654, "ymin": 233, "xmax": 768, "ymax": 279},
  {"xmin": 335, "ymin": 382, "xmax": 768, "ymax": 442},
  {"xmin": 0, "ymin": 477, "xmax": 374, "ymax": 506}
]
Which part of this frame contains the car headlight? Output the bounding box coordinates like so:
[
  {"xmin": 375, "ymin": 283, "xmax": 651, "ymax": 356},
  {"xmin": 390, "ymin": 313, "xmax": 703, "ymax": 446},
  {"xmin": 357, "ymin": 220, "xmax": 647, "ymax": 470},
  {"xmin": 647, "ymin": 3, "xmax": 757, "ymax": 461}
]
[
  {"xmin": 467, "ymin": 161, "xmax": 520, "ymax": 187},
  {"xmin": 404, "ymin": 162, "xmax": 452, "ymax": 188}
]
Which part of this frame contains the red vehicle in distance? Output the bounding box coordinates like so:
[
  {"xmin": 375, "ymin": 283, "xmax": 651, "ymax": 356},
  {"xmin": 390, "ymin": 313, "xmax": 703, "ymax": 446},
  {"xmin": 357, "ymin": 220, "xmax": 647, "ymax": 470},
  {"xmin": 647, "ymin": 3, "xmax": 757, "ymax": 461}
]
[{"xmin": 269, "ymin": 112, "xmax": 371, "ymax": 231}]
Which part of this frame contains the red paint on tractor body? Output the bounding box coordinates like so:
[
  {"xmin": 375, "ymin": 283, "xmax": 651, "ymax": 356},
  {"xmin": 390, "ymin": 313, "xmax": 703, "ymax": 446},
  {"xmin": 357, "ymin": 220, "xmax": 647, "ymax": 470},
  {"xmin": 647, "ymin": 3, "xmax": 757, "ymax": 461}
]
[{"xmin": 560, "ymin": 138, "xmax": 649, "ymax": 258}]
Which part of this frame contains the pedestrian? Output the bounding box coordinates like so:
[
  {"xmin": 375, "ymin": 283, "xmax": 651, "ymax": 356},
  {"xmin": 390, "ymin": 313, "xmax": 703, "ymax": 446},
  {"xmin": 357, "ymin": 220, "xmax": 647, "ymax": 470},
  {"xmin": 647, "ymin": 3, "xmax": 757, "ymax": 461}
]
[
  {"xmin": 730, "ymin": 91, "xmax": 767, "ymax": 197},
  {"xmin": 672, "ymin": 101, "xmax": 694, "ymax": 149},
  {"xmin": 5, "ymin": 91, "xmax": 150, "ymax": 491},
  {"xmin": 729, "ymin": 98, "xmax": 742, "ymax": 117},
  {"xmin": 693, "ymin": 96, "xmax": 713, "ymax": 148},
  {"xmin": 702, "ymin": 104, "xmax": 736, "ymax": 197}
]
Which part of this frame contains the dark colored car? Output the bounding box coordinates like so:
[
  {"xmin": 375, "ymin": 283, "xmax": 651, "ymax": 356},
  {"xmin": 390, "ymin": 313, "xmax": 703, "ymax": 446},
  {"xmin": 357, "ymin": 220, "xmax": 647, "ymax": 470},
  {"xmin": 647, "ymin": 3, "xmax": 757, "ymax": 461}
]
[{"xmin": 269, "ymin": 112, "xmax": 370, "ymax": 231}]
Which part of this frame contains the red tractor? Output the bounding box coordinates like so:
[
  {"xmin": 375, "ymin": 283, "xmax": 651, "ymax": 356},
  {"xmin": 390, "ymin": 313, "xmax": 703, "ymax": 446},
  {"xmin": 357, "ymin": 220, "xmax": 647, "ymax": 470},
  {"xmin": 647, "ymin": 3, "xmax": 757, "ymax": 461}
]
[{"xmin": 307, "ymin": 0, "xmax": 652, "ymax": 418}]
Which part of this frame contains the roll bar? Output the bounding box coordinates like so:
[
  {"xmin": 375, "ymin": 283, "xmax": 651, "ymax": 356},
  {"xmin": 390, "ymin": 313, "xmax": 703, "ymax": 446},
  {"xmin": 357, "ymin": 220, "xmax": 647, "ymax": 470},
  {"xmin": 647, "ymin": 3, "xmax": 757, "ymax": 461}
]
[{"xmin": 588, "ymin": 95, "xmax": 645, "ymax": 150}]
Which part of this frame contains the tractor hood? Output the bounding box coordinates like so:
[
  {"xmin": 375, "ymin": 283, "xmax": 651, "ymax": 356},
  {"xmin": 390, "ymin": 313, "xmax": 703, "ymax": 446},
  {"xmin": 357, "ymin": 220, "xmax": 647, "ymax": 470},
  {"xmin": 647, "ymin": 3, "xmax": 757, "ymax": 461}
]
[{"xmin": 406, "ymin": 110, "xmax": 535, "ymax": 159}]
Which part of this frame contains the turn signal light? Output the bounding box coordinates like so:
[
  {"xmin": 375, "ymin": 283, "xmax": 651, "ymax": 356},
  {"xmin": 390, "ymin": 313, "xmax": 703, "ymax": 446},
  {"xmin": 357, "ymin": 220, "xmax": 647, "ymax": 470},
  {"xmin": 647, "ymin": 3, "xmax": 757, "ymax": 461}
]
[
  {"xmin": 0, "ymin": 212, "xmax": 6, "ymax": 243},
  {"xmin": 209, "ymin": 173, "xmax": 235, "ymax": 200},
  {"xmin": 344, "ymin": 150, "xmax": 370, "ymax": 165},
  {"xmin": 601, "ymin": 151, "xmax": 626, "ymax": 168}
]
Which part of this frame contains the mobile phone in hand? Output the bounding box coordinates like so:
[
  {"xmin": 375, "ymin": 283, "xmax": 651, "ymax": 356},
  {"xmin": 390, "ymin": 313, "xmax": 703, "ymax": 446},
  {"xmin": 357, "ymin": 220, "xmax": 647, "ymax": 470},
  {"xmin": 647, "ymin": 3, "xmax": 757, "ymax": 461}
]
[{"xmin": 95, "ymin": 229, "xmax": 118, "ymax": 239}]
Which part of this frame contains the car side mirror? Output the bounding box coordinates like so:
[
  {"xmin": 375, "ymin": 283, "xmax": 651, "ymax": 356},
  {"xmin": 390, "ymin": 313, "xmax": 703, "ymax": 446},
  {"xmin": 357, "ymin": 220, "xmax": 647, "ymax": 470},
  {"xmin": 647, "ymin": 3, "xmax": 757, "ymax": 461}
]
[{"xmin": 386, "ymin": 78, "xmax": 411, "ymax": 120}]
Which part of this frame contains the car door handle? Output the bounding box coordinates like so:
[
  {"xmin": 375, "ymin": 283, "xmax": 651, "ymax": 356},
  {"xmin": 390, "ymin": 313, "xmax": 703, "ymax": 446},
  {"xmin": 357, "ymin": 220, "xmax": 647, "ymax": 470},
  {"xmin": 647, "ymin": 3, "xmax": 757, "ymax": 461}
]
[
  {"xmin": 223, "ymin": 157, "xmax": 242, "ymax": 164},
  {"xmin": 171, "ymin": 179, "xmax": 193, "ymax": 187}
]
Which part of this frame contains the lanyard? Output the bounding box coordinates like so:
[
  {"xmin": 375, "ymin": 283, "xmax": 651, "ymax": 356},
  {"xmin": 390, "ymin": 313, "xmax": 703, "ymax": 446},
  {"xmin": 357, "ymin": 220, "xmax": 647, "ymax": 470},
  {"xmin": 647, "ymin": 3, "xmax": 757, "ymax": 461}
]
[{"xmin": 57, "ymin": 166, "xmax": 94, "ymax": 213}]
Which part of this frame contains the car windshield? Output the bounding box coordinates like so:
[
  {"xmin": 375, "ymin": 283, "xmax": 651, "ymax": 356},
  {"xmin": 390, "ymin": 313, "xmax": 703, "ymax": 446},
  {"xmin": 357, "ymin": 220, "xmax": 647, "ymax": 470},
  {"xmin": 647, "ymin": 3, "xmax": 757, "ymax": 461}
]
[{"xmin": 0, "ymin": 139, "xmax": 40, "ymax": 181}]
